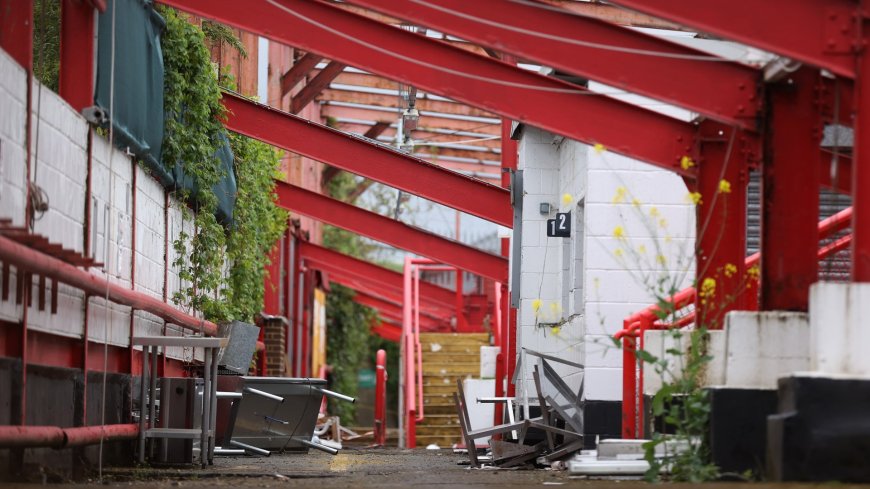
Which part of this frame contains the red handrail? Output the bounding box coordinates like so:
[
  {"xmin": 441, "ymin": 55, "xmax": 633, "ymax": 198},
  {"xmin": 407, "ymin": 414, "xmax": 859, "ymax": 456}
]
[{"xmin": 617, "ymin": 207, "xmax": 853, "ymax": 439}]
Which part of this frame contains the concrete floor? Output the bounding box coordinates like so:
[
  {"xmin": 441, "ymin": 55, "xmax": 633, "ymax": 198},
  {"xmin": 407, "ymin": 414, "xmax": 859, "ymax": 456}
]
[{"xmin": 5, "ymin": 448, "xmax": 870, "ymax": 488}]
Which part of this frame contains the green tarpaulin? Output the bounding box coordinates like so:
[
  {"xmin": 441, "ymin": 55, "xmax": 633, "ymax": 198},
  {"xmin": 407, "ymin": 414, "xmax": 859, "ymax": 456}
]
[{"xmin": 95, "ymin": 0, "xmax": 236, "ymax": 226}]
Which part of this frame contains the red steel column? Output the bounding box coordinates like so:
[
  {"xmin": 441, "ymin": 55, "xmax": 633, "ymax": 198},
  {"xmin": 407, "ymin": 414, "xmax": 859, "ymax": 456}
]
[
  {"xmin": 695, "ymin": 124, "xmax": 749, "ymax": 329},
  {"xmin": 0, "ymin": 0, "xmax": 33, "ymax": 70},
  {"xmin": 853, "ymin": 8, "xmax": 870, "ymax": 281},
  {"xmin": 762, "ymin": 68, "xmax": 821, "ymax": 308},
  {"xmin": 59, "ymin": 0, "xmax": 96, "ymax": 112}
]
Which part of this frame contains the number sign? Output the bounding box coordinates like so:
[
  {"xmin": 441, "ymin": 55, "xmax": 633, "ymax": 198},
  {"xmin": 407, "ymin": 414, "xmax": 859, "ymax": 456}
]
[{"xmin": 546, "ymin": 211, "xmax": 571, "ymax": 238}]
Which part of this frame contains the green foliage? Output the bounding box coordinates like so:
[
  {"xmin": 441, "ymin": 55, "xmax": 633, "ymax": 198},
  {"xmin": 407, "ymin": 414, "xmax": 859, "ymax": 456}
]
[
  {"xmin": 326, "ymin": 284, "xmax": 377, "ymax": 422},
  {"xmin": 161, "ymin": 7, "xmax": 229, "ymax": 319},
  {"xmin": 160, "ymin": 8, "xmax": 286, "ymax": 323},
  {"xmin": 641, "ymin": 327, "xmax": 719, "ymax": 483},
  {"xmin": 224, "ymin": 133, "xmax": 288, "ymax": 322},
  {"xmin": 33, "ymin": 0, "xmax": 60, "ymax": 91},
  {"xmin": 201, "ymin": 20, "xmax": 247, "ymax": 58}
]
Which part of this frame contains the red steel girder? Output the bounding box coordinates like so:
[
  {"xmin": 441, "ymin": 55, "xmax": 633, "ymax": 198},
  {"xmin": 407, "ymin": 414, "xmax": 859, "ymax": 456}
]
[
  {"xmin": 290, "ymin": 60, "xmax": 345, "ymax": 114},
  {"xmin": 372, "ymin": 321, "xmax": 402, "ymax": 342},
  {"xmin": 761, "ymin": 69, "xmax": 821, "ymax": 310},
  {"xmin": 0, "ymin": 0, "xmax": 33, "ymax": 70},
  {"xmin": 349, "ymin": 0, "xmax": 761, "ymax": 130},
  {"xmin": 612, "ymin": 0, "xmax": 860, "ymax": 79},
  {"xmin": 222, "ymin": 92, "xmax": 512, "ymax": 227},
  {"xmin": 299, "ymin": 241, "xmax": 457, "ymax": 312},
  {"xmin": 277, "ymin": 182, "xmax": 508, "ymax": 282},
  {"xmin": 281, "ymin": 52, "xmax": 322, "ymax": 96},
  {"xmin": 161, "ymin": 0, "xmax": 698, "ymax": 175},
  {"xmin": 59, "ymin": 0, "xmax": 96, "ymax": 112},
  {"xmin": 351, "ymin": 289, "xmax": 448, "ymax": 331}
]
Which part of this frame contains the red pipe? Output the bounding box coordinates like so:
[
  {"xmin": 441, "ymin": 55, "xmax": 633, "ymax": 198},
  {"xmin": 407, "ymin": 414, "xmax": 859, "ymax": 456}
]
[
  {"xmin": 0, "ymin": 235, "xmax": 265, "ymax": 352},
  {"xmin": 0, "ymin": 424, "xmax": 138, "ymax": 449},
  {"xmin": 374, "ymin": 349, "xmax": 387, "ymax": 447}
]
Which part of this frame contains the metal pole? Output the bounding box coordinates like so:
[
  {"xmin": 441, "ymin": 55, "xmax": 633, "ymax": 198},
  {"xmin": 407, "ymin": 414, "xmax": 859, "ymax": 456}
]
[
  {"xmin": 853, "ymin": 6, "xmax": 870, "ymax": 281},
  {"xmin": 374, "ymin": 349, "xmax": 387, "ymax": 446}
]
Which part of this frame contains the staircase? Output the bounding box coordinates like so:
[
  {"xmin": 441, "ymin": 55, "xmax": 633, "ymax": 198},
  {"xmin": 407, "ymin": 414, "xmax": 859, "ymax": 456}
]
[{"xmin": 415, "ymin": 332, "xmax": 489, "ymax": 448}]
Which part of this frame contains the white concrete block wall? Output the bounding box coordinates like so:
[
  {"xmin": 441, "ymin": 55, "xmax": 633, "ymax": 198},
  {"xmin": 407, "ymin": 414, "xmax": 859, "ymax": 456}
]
[
  {"xmin": 516, "ymin": 128, "xmax": 585, "ymax": 405},
  {"xmin": 30, "ymin": 81, "xmax": 88, "ymax": 254},
  {"xmin": 0, "ymin": 49, "xmax": 28, "ymax": 228},
  {"xmin": 0, "ymin": 47, "xmax": 214, "ymax": 363},
  {"xmin": 583, "ymin": 149, "xmax": 694, "ymax": 401},
  {"xmin": 515, "ymin": 125, "xmax": 695, "ymax": 404}
]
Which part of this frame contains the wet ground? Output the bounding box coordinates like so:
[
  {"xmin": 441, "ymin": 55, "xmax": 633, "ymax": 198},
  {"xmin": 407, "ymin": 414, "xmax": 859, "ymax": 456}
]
[{"xmin": 4, "ymin": 448, "xmax": 870, "ymax": 488}]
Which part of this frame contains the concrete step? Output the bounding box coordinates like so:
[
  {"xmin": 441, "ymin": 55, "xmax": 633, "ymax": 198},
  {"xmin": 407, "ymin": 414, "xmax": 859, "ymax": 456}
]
[
  {"xmin": 413, "ymin": 434, "xmax": 462, "ymax": 448},
  {"xmin": 419, "ymin": 333, "xmax": 489, "ymax": 349},
  {"xmin": 422, "ymin": 362, "xmax": 480, "ymax": 375},
  {"xmin": 416, "ymin": 414, "xmax": 461, "ymax": 427},
  {"xmin": 421, "ymin": 351, "xmax": 480, "ymax": 363}
]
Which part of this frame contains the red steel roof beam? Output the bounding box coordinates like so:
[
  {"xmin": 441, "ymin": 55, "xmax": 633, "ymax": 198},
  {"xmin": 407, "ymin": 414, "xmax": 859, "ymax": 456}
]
[
  {"xmin": 222, "ymin": 92, "xmax": 512, "ymax": 227},
  {"xmin": 278, "ymin": 182, "xmax": 508, "ymax": 282},
  {"xmin": 280, "ymin": 52, "xmax": 323, "ymax": 97},
  {"xmin": 322, "ymin": 122, "xmax": 392, "ymax": 187},
  {"xmin": 290, "ymin": 60, "xmax": 346, "ymax": 114},
  {"xmin": 160, "ymin": 0, "xmax": 698, "ymax": 176},
  {"xmin": 611, "ymin": 0, "xmax": 860, "ymax": 79},
  {"xmin": 299, "ymin": 241, "xmax": 457, "ymax": 310},
  {"xmin": 349, "ymin": 0, "xmax": 762, "ymax": 130}
]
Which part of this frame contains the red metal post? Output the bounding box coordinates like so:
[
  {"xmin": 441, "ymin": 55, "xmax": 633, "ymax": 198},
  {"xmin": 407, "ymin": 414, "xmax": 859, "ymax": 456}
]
[
  {"xmin": 613, "ymin": 0, "xmax": 858, "ymax": 79},
  {"xmin": 762, "ymin": 68, "xmax": 821, "ymax": 309},
  {"xmin": 621, "ymin": 322, "xmax": 638, "ymax": 439},
  {"xmin": 0, "ymin": 0, "xmax": 34, "ymax": 70},
  {"xmin": 694, "ymin": 123, "xmax": 749, "ymax": 329},
  {"xmin": 350, "ymin": 0, "xmax": 762, "ymax": 129},
  {"xmin": 59, "ymin": 0, "xmax": 96, "ymax": 112},
  {"xmin": 276, "ymin": 182, "xmax": 509, "ymax": 282},
  {"xmin": 164, "ymin": 0, "xmax": 699, "ymax": 175},
  {"xmin": 222, "ymin": 93, "xmax": 512, "ymax": 228},
  {"xmin": 853, "ymin": 9, "xmax": 870, "ymax": 281},
  {"xmin": 374, "ymin": 348, "xmax": 387, "ymax": 446}
]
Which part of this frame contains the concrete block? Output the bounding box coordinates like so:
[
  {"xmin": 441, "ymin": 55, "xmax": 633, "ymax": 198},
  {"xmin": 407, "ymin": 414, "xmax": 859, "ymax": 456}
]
[
  {"xmin": 810, "ymin": 282, "xmax": 870, "ymax": 376},
  {"xmin": 724, "ymin": 311, "xmax": 810, "ymax": 389}
]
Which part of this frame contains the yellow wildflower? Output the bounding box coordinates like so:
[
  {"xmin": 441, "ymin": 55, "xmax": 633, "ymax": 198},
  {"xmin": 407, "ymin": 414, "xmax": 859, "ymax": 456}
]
[
  {"xmin": 658, "ymin": 218, "xmax": 668, "ymax": 229},
  {"xmin": 532, "ymin": 298, "xmax": 543, "ymax": 313},
  {"xmin": 724, "ymin": 263, "xmax": 738, "ymax": 278},
  {"xmin": 594, "ymin": 143, "xmax": 606, "ymax": 154},
  {"xmin": 649, "ymin": 206, "xmax": 660, "ymax": 218},
  {"xmin": 638, "ymin": 244, "xmax": 647, "ymax": 254},
  {"xmin": 551, "ymin": 326, "xmax": 561, "ymax": 336},
  {"xmin": 747, "ymin": 264, "xmax": 760, "ymax": 280},
  {"xmin": 699, "ymin": 277, "xmax": 716, "ymax": 299},
  {"xmin": 656, "ymin": 254, "xmax": 667, "ymax": 265},
  {"xmin": 664, "ymin": 234, "xmax": 673, "ymax": 244},
  {"xmin": 613, "ymin": 225, "xmax": 625, "ymax": 239},
  {"xmin": 631, "ymin": 198, "xmax": 641, "ymax": 207},
  {"xmin": 562, "ymin": 193, "xmax": 573, "ymax": 206},
  {"xmin": 686, "ymin": 192, "xmax": 703, "ymax": 205},
  {"xmin": 680, "ymin": 155, "xmax": 695, "ymax": 170},
  {"xmin": 550, "ymin": 302, "xmax": 562, "ymax": 315},
  {"xmin": 612, "ymin": 186, "xmax": 627, "ymax": 204},
  {"xmin": 614, "ymin": 248, "xmax": 624, "ymax": 258},
  {"xmin": 718, "ymin": 179, "xmax": 732, "ymax": 194}
]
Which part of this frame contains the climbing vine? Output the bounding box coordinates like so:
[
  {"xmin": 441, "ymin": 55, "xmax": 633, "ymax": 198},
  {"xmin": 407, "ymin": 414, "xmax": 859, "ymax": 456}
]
[
  {"xmin": 325, "ymin": 284, "xmax": 377, "ymax": 423},
  {"xmin": 160, "ymin": 8, "xmax": 286, "ymax": 323}
]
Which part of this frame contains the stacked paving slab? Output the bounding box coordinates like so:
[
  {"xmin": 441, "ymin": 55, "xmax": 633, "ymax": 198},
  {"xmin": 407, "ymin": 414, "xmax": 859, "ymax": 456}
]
[{"xmin": 415, "ymin": 333, "xmax": 488, "ymax": 448}]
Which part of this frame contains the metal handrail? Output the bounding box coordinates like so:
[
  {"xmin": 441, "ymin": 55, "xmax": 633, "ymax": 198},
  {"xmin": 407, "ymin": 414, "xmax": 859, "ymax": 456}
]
[{"xmin": 617, "ymin": 206, "xmax": 854, "ymax": 439}]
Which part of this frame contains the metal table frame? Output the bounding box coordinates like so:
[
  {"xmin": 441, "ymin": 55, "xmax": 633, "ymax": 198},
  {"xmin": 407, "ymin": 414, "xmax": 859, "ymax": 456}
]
[{"xmin": 132, "ymin": 336, "xmax": 227, "ymax": 468}]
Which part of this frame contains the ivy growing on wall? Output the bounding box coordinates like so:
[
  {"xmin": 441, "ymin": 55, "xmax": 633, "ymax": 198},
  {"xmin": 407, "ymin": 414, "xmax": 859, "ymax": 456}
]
[
  {"xmin": 325, "ymin": 284, "xmax": 377, "ymax": 422},
  {"xmin": 160, "ymin": 7, "xmax": 286, "ymax": 323}
]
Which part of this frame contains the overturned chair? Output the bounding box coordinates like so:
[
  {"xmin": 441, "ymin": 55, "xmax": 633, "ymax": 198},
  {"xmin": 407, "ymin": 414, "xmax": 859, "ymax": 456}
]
[{"xmin": 454, "ymin": 349, "xmax": 585, "ymax": 467}]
